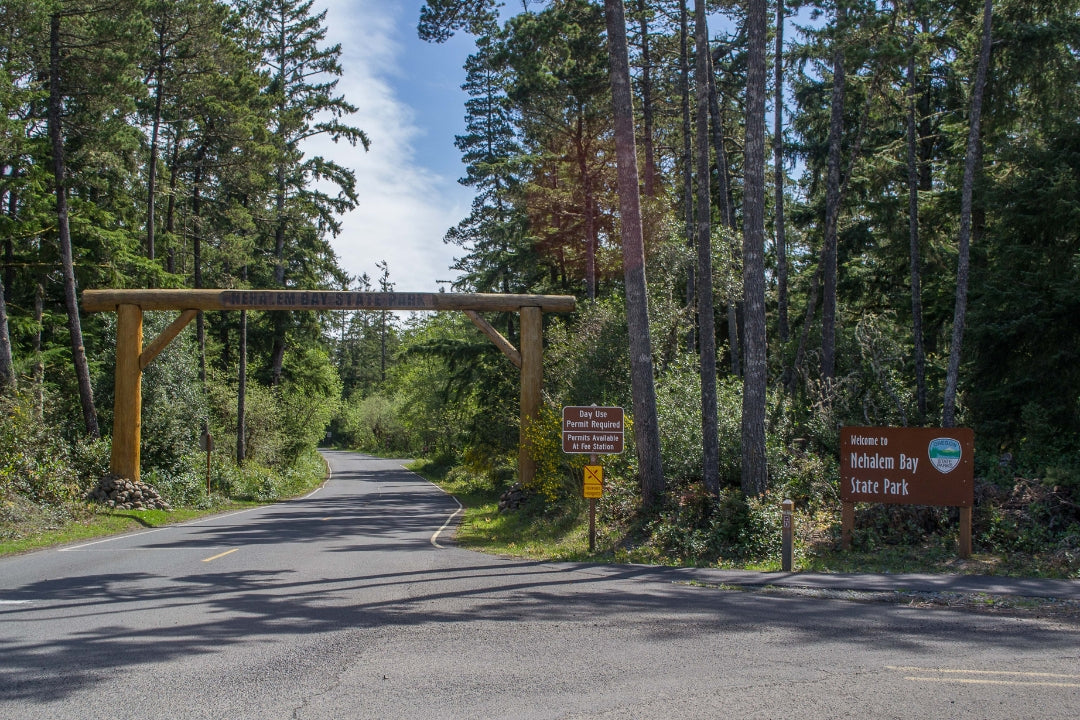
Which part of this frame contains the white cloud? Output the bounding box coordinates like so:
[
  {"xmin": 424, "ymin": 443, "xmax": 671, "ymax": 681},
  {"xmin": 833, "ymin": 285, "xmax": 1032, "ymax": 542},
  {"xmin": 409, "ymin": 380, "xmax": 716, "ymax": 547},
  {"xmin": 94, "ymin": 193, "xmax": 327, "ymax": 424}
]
[{"xmin": 305, "ymin": 0, "xmax": 472, "ymax": 292}]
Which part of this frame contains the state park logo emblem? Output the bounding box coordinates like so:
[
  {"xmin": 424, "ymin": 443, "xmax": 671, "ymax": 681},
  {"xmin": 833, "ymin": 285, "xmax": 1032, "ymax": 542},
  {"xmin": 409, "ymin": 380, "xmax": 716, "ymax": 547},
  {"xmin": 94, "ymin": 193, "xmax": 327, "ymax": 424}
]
[{"xmin": 928, "ymin": 437, "xmax": 962, "ymax": 474}]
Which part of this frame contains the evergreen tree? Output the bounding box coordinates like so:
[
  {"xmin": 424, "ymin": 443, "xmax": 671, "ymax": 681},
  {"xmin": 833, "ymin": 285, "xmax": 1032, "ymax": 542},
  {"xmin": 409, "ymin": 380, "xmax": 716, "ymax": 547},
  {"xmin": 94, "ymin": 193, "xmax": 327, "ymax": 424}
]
[
  {"xmin": 241, "ymin": 0, "xmax": 367, "ymax": 383},
  {"xmin": 44, "ymin": 0, "xmax": 149, "ymax": 438},
  {"xmin": 604, "ymin": 0, "xmax": 664, "ymax": 507},
  {"xmin": 445, "ymin": 34, "xmax": 540, "ymax": 313}
]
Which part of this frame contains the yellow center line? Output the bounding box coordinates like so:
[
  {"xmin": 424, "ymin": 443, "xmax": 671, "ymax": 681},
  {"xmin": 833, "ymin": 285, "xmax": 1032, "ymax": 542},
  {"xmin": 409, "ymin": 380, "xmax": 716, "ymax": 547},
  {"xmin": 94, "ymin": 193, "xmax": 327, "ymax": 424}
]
[
  {"xmin": 902, "ymin": 677, "xmax": 1080, "ymax": 688},
  {"xmin": 202, "ymin": 548, "xmax": 239, "ymax": 563},
  {"xmin": 887, "ymin": 666, "xmax": 1080, "ymax": 680},
  {"xmin": 887, "ymin": 666, "xmax": 1080, "ymax": 688}
]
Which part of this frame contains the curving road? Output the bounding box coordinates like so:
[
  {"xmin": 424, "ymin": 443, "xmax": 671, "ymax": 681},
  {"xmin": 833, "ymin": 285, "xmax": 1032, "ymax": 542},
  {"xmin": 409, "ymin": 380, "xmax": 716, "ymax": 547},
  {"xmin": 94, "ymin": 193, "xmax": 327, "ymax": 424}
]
[{"xmin": 1, "ymin": 451, "xmax": 1077, "ymax": 719}]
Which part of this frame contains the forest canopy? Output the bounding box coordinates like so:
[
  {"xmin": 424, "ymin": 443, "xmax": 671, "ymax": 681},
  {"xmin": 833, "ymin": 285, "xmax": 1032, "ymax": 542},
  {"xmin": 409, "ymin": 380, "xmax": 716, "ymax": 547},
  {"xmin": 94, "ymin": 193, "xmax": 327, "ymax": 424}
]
[{"xmin": 2, "ymin": 0, "xmax": 1078, "ymax": 569}]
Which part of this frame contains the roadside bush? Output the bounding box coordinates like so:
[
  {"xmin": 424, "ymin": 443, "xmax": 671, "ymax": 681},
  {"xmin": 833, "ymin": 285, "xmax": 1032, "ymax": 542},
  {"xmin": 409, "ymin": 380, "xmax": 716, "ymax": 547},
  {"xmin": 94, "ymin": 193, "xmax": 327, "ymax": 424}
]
[
  {"xmin": 280, "ymin": 347, "xmax": 342, "ymax": 461},
  {"xmin": 643, "ymin": 483, "xmax": 782, "ymax": 565},
  {"xmin": 213, "ymin": 448, "xmax": 325, "ymax": 502},
  {"xmin": 206, "ymin": 371, "xmax": 287, "ymax": 467},
  {"xmin": 138, "ymin": 311, "xmax": 208, "ymax": 484},
  {"xmin": 1, "ymin": 391, "xmax": 86, "ymax": 506},
  {"xmin": 336, "ymin": 393, "xmax": 410, "ymax": 452},
  {"xmin": 522, "ymin": 403, "xmax": 587, "ymax": 503},
  {"xmin": 545, "ymin": 298, "xmax": 632, "ymax": 408}
]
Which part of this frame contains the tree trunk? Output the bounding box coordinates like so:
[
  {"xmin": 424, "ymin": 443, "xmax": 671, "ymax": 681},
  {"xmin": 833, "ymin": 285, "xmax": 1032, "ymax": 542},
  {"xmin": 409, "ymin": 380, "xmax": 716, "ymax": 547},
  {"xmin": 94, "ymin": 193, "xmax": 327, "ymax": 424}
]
[
  {"xmin": 34, "ymin": 282, "xmax": 44, "ymax": 419},
  {"xmin": 0, "ymin": 174, "xmax": 13, "ymax": 390},
  {"xmin": 604, "ymin": 0, "xmax": 665, "ymax": 507},
  {"xmin": 821, "ymin": 3, "xmax": 847, "ymax": 381},
  {"xmin": 694, "ymin": 0, "xmax": 719, "ymax": 495},
  {"xmin": 192, "ymin": 153, "xmax": 207, "ymax": 383},
  {"xmin": 679, "ymin": 0, "xmax": 695, "ymax": 353},
  {"xmin": 4, "ymin": 172, "xmax": 15, "ymax": 305},
  {"xmin": 707, "ymin": 56, "xmax": 733, "ymax": 229},
  {"xmin": 165, "ymin": 129, "xmax": 180, "ymax": 275},
  {"xmin": 741, "ymin": 0, "xmax": 768, "ymax": 496},
  {"xmin": 146, "ymin": 59, "xmax": 164, "ymax": 267},
  {"xmin": 2, "ymin": 177, "xmax": 12, "ymax": 305},
  {"xmin": 637, "ymin": 0, "xmax": 657, "ymax": 197},
  {"xmin": 49, "ymin": 12, "xmax": 99, "ymax": 438},
  {"xmin": 906, "ymin": 0, "xmax": 927, "ymax": 423},
  {"xmin": 576, "ymin": 119, "xmax": 598, "ymax": 300},
  {"xmin": 943, "ymin": 0, "xmax": 993, "ymax": 427},
  {"xmin": 707, "ymin": 50, "xmax": 741, "ymax": 378},
  {"xmin": 774, "ymin": 0, "xmax": 789, "ymax": 348},
  {"xmin": 793, "ymin": 260, "xmax": 822, "ymax": 388},
  {"xmin": 0, "ymin": 269, "xmax": 14, "ymax": 392}
]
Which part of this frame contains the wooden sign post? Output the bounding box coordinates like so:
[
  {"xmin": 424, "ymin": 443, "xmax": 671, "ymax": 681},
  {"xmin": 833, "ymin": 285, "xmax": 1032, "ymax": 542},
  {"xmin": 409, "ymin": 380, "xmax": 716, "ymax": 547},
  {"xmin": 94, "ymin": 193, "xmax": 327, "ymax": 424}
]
[{"xmin": 562, "ymin": 405, "xmax": 624, "ymax": 552}]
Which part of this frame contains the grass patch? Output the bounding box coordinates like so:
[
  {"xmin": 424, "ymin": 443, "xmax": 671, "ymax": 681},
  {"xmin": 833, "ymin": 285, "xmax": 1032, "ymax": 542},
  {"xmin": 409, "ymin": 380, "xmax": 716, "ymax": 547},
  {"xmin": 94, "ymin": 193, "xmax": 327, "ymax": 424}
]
[
  {"xmin": 0, "ymin": 453, "xmax": 328, "ymax": 559},
  {"xmin": 0, "ymin": 501, "xmax": 264, "ymax": 557},
  {"xmin": 409, "ymin": 458, "xmax": 598, "ymax": 561},
  {"xmin": 410, "ymin": 459, "xmax": 1080, "ymax": 579}
]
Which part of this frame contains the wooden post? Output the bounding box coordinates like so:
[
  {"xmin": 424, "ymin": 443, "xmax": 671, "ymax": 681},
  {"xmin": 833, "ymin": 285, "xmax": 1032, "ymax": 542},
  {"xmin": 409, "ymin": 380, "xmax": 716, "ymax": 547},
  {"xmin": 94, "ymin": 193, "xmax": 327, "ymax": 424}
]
[
  {"xmin": 959, "ymin": 505, "xmax": 973, "ymax": 558},
  {"xmin": 781, "ymin": 499, "xmax": 794, "ymax": 571},
  {"xmin": 841, "ymin": 500, "xmax": 854, "ymax": 550},
  {"xmin": 589, "ymin": 453, "xmax": 598, "ymax": 553},
  {"xmin": 519, "ymin": 306, "xmax": 543, "ymax": 490},
  {"xmin": 111, "ymin": 303, "xmax": 143, "ymax": 481}
]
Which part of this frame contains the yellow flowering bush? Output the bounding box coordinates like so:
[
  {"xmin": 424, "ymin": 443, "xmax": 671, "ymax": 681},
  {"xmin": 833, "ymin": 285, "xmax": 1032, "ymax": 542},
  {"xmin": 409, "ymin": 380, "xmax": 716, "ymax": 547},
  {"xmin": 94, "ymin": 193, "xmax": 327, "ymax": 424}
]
[{"xmin": 522, "ymin": 404, "xmax": 588, "ymax": 503}]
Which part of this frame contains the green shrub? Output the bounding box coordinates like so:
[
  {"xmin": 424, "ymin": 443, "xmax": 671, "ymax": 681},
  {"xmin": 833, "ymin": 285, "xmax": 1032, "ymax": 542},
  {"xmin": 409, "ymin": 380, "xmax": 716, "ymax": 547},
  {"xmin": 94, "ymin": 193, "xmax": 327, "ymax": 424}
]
[
  {"xmin": 336, "ymin": 393, "xmax": 409, "ymax": 452},
  {"xmin": 1, "ymin": 391, "xmax": 83, "ymax": 506}
]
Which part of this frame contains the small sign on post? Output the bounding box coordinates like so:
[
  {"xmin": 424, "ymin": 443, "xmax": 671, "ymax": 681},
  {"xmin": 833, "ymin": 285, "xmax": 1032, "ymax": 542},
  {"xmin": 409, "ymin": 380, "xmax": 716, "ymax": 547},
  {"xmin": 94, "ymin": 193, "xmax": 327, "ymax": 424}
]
[
  {"xmin": 583, "ymin": 465, "xmax": 604, "ymax": 498},
  {"xmin": 200, "ymin": 428, "xmax": 213, "ymax": 497},
  {"xmin": 561, "ymin": 406, "xmax": 624, "ymax": 454},
  {"xmin": 562, "ymin": 406, "xmax": 623, "ymax": 553}
]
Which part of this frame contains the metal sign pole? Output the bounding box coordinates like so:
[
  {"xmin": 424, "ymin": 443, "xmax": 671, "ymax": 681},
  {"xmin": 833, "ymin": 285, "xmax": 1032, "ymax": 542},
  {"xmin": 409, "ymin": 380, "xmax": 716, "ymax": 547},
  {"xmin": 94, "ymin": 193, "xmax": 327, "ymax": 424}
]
[{"xmin": 588, "ymin": 453, "xmax": 597, "ymax": 552}]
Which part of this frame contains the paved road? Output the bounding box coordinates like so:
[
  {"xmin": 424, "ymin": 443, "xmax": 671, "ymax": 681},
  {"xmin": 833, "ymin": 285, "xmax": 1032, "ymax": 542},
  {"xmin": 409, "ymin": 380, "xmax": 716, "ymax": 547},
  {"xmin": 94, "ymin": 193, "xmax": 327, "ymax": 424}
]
[{"xmin": 1, "ymin": 451, "xmax": 1078, "ymax": 719}]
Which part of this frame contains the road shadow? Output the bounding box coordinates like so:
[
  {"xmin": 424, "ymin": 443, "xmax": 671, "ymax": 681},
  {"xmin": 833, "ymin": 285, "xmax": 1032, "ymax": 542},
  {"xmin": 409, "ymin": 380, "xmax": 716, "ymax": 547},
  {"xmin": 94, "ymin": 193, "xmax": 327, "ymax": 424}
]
[{"xmin": 2, "ymin": 452, "xmax": 1078, "ymax": 704}]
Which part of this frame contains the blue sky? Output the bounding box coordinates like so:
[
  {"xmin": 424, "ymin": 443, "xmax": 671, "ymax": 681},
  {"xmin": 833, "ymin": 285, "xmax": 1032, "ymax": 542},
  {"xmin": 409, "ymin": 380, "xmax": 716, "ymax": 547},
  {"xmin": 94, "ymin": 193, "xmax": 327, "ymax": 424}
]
[
  {"xmin": 308, "ymin": 0, "xmax": 478, "ymax": 292},
  {"xmin": 306, "ymin": 2, "xmax": 778, "ymax": 293}
]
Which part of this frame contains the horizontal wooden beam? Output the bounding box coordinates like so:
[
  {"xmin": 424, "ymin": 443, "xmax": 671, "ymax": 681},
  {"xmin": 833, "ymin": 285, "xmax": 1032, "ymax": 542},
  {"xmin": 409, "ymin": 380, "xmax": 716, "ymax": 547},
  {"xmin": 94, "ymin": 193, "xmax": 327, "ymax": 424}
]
[{"xmin": 83, "ymin": 289, "xmax": 576, "ymax": 314}]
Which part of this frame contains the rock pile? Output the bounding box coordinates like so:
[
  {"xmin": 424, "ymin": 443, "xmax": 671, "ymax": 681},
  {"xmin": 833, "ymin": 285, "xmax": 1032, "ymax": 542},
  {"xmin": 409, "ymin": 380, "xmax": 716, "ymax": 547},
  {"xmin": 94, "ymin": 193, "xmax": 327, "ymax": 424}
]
[
  {"xmin": 497, "ymin": 483, "xmax": 527, "ymax": 512},
  {"xmin": 88, "ymin": 476, "xmax": 170, "ymax": 511}
]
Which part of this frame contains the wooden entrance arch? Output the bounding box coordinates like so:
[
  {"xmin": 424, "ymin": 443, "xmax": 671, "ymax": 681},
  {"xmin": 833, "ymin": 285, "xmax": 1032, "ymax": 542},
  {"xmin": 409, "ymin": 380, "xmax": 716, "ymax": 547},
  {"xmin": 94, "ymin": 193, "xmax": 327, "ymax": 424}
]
[{"xmin": 82, "ymin": 289, "xmax": 576, "ymax": 489}]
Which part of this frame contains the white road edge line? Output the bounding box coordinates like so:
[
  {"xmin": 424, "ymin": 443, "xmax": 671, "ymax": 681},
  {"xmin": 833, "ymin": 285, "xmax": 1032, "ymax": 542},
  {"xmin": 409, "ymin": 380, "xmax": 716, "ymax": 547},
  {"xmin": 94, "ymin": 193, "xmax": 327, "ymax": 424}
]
[{"xmin": 397, "ymin": 462, "xmax": 463, "ymax": 549}]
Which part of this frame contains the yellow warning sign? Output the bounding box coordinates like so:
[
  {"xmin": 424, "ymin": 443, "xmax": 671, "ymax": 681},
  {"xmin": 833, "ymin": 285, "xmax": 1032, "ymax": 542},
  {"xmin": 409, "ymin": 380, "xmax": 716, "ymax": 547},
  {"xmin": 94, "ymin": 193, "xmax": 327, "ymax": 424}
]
[{"xmin": 583, "ymin": 465, "xmax": 603, "ymax": 499}]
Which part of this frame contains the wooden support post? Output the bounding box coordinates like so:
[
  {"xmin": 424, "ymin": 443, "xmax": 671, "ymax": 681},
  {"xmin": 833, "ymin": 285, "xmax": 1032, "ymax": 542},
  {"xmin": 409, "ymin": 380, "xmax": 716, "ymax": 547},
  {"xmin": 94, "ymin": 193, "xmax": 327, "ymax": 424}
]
[
  {"xmin": 111, "ymin": 303, "xmax": 143, "ymax": 481},
  {"xmin": 518, "ymin": 306, "xmax": 542, "ymax": 490},
  {"xmin": 841, "ymin": 500, "xmax": 854, "ymax": 550},
  {"xmin": 959, "ymin": 505, "xmax": 973, "ymax": 558}
]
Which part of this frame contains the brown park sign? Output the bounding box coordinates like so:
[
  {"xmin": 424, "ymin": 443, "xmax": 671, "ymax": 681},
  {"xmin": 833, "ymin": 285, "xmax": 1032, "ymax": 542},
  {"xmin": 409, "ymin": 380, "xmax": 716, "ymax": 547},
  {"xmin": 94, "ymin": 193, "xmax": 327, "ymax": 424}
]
[
  {"xmin": 840, "ymin": 426, "xmax": 974, "ymax": 507},
  {"xmin": 562, "ymin": 406, "xmax": 624, "ymax": 454}
]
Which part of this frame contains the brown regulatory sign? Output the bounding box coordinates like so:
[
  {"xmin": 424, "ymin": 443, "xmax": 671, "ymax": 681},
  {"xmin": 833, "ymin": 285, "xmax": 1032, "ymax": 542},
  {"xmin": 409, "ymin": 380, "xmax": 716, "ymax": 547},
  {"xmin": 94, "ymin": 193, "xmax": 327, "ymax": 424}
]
[
  {"xmin": 562, "ymin": 406, "xmax": 624, "ymax": 454},
  {"xmin": 841, "ymin": 426, "xmax": 974, "ymax": 507}
]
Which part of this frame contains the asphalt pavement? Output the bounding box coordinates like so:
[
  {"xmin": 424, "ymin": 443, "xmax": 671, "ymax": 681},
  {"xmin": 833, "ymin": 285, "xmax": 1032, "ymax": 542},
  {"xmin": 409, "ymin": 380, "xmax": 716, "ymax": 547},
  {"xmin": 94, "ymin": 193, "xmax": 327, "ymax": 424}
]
[
  {"xmin": 1, "ymin": 450, "xmax": 1076, "ymax": 720},
  {"xmin": 641, "ymin": 566, "xmax": 1080, "ymax": 600}
]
